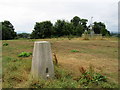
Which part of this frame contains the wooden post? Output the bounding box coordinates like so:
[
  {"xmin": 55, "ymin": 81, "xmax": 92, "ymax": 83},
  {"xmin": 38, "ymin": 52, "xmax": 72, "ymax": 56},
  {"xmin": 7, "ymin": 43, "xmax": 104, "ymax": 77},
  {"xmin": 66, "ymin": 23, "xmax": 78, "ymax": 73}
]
[{"xmin": 31, "ymin": 41, "xmax": 54, "ymax": 79}]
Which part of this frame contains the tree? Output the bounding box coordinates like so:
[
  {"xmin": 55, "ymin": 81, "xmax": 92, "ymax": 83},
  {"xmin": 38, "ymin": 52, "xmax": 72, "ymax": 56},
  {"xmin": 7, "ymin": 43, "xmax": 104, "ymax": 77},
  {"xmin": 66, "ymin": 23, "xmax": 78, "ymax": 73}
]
[
  {"xmin": 75, "ymin": 24, "xmax": 84, "ymax": 36},
  {"xmin": 71, "ymin": 16, "xmax": 81, "ymax": 27},
  {"xmin": 54, "ymin": 20, "xmax": 64, "ymax": 37},
  {"xmin": 80, "ymin": 19, "xmax": 88, "ymax": 30},
  {"xmin": 31, "ymin": 21, "xmax": 53, "ymax": 39},
  {"xmin": 63, "ymin": 22, "xmax": 74, "ymax": 36},
  {"xmin": 53, "ymin": 20, "xmax": 74, "ymax": 37},
  {"xmin": 71, "ymin": 16, "xmax": 87, "ymax": 36},
  {"xmin": 30, "ymin": 16, "xmax": 110, "ymax": 38},
  {"xmin": 2, "ymin": 20, "xmax": 17, "ymax": 40},
  {"xmin": 93, "ymin": 22, "xmax": 110, "ymax": 36}
]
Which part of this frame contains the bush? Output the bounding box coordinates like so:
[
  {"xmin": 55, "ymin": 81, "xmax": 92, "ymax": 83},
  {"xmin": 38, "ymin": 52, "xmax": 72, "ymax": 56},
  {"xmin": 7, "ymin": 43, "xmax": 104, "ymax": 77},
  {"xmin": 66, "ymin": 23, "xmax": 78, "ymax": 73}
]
[
  {"xmin": 18, "ymin": 52, "xmax": 32, "ymax": 57},
  {"xmin": 3, "ymin": 43, "xmax": 9, "ymax": 46},
  {"xmin": 71, "ymin": 50, "xmax": 79, "ymax": 52}
]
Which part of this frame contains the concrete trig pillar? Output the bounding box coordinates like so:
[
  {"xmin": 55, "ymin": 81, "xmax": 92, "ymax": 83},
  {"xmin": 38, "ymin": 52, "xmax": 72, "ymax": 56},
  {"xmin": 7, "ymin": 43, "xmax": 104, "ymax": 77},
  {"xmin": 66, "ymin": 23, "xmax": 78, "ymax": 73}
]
[{"xmin": 31, "ymin": 41, "xmax": 54, "ymax": 79}]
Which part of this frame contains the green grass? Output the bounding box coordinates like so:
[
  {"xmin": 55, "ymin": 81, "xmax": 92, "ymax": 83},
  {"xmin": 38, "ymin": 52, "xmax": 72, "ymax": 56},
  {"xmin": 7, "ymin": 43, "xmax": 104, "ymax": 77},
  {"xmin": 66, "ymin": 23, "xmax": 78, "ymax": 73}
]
[{"xmin": 2, "ymin": 37, "xmax": 118, "ymax": 88}]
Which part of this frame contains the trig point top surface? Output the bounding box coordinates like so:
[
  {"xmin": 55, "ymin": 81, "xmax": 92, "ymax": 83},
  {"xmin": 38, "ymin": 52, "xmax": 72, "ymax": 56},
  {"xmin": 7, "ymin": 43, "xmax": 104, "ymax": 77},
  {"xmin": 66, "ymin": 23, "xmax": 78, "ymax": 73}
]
[{"xmin": 34, "ymin": 41, "xmax": 49, "ymax": 43}]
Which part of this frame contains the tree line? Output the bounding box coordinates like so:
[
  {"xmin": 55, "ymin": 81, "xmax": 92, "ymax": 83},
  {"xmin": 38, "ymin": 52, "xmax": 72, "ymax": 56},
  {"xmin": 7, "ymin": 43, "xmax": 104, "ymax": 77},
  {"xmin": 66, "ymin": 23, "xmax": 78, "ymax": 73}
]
[{"xmin": 0, "ymin": 16, "xmax": 110, "ymax": 40}]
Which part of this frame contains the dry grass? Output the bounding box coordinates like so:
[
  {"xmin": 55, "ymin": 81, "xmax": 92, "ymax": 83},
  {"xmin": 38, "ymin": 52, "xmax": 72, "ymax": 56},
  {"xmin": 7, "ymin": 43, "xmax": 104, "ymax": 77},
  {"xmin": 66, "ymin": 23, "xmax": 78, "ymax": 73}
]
[
  {"xmin": 51, "ymin": 38, "xmax": 118, "ymax": 84},
  {"xmin": 2, "ymin": 37, "xmax": 118, "ymax": 88}
]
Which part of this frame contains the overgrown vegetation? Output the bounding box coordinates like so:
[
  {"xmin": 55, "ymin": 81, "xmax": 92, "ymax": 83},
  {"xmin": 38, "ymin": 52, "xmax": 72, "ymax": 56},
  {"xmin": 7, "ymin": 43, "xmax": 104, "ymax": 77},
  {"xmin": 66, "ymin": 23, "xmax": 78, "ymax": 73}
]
[
  {"xmin": 25, "ymin": 65, "xmax": 118, "ymax": 88},
  {"xmin": 77, "ymin": 66, "xmax": 107, "ymax": 87}
]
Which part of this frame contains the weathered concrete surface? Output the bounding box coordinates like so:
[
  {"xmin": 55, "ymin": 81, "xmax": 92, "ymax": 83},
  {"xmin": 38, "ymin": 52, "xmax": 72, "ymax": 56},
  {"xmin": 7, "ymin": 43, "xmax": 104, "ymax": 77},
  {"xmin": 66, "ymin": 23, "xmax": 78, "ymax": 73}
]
[{"xmin": 31, "ymin": 41, "xmax": 54, "ymax": 79}]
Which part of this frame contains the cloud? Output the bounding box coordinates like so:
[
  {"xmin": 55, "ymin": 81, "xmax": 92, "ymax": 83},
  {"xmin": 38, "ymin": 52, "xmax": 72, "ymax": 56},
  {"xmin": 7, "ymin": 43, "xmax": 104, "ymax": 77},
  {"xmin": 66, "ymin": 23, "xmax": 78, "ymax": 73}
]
[{"xmin": 0, "ymin": 0, "xmax": 119, "ymax": 33}]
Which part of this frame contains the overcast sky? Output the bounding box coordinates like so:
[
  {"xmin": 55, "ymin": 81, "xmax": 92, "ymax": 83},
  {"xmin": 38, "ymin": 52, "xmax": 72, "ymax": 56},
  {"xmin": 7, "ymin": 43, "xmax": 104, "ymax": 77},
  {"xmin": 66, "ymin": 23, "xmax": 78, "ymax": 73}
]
[{"xmin": 0, "ymin": 0, "xmax": 119, "ymax": 33}]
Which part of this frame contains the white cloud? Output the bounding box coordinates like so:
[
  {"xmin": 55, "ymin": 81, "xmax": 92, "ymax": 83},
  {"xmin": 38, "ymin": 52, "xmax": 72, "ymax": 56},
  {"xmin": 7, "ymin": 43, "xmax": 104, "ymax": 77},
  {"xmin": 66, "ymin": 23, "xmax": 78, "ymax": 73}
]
[{"xmin": 0, "ymin": 0, "xmax": 119, "ymax": 33}]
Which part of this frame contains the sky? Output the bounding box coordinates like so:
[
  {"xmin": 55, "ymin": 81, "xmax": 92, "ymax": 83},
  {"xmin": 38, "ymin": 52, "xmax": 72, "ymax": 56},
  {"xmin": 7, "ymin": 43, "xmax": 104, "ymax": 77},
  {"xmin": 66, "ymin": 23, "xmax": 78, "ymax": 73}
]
[{"xmin": 0, "ymin": 0, "xmax": 119, "ymax": 33}]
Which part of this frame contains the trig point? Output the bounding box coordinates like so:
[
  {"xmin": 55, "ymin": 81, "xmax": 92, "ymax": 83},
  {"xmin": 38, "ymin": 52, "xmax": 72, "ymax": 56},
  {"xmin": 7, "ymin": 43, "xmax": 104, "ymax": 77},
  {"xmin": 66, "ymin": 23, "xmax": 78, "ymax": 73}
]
[{"xmin": 31, "ymin": 41, "xmax": 54, "ymax": 79}]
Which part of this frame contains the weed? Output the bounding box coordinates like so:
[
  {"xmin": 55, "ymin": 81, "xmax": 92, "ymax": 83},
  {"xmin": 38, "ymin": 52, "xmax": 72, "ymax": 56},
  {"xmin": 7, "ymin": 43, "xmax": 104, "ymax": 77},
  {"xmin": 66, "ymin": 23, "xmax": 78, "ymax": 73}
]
[
  {"xmin": 77, "ymin": 66, "xmax": 107, "ymax": 87},
  {"xmin": 3, "ymin": 43, "xmax": 8, "ymax": 46},
  {"xmin": 71, "ymin": 50, "xmax": 79, "ymax": 52},
  {"xmin": 18, "ymin": 52, "xmax": 32, "ymax": 57},
  {"xmin": 79, "ymin": 66, "xmax": 86, "ymax": 74},
  {"xmin": 53, "ymin": 53, "xmax": 58, "ymax": 65}
]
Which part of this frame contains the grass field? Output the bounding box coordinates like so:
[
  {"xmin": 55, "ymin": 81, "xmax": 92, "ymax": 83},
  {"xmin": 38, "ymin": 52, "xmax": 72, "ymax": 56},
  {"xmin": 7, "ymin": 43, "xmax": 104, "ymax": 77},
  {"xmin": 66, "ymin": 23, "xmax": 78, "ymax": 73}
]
[{"xmin": 2, "ymin": 37, "xmax": 119, "ymax": 88}]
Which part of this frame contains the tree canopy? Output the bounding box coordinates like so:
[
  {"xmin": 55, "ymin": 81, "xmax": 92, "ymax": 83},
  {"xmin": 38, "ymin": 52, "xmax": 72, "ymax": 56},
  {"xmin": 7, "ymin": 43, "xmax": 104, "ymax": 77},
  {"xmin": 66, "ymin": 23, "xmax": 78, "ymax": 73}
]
[
  {"xmin": 0, "ymin": 16, "xmax": 110, "ymax": 40},
  {"xmin": 93, "ymin": 22, "xmax": 110, "ymax": 36},
  {"xmin": 31, "ymin": 16, "xmax": 91, "ymax": 38},
  {"xmin": 71, "ymin": 16, "xmax": 81, "ymax": 27},
  {"xmin": 30, "ymin": 21, "xmax": 53, "ymax": 39},
  {"xmin": 1, "ymin": 20, "xmax": 17, "ymax": 40}
]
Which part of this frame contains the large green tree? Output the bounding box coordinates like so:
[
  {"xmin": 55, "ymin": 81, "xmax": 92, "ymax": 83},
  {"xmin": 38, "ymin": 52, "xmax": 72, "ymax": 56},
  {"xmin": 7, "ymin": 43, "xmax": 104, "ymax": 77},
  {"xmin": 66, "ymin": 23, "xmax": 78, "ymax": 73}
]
[
  {"xmin": 71, "ymin": 16, "xmax": 81, "ymax": 27},
  {"xmin": 75, "ymin": 24, "xmax": 84, "ymax": 36},
  {"xmin": 31, "ymin": 21, "xmax": 53, "ymax": 39},
  {"xmin": 2, "ymin": 20, "xmax": 16, "ymax": 40},
  {"xmin": 53, "ymin": 20, "xmax": 65, "ymax": 37},
  {"xmin": 71, "ymin": 16, "xmax": 88, "ymax": 36},
  {"xmin": 93, "ymin": 22, "xmax": 110, "ymax": 36},
  {"xmin": 53, "ymin": 20, "xmax": 74, "ymax": 37}
]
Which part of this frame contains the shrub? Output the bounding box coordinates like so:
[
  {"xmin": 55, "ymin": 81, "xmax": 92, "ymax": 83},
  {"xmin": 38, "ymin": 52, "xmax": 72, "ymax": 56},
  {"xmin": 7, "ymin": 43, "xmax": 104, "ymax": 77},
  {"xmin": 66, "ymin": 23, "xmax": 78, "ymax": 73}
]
[
  {"xmin": 18, "ymin": 52, "xmax": 32, "ymax": 57},
  {"xmin": 3, "ymin": 43, "xmax": 8, "ymax": 46}
]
